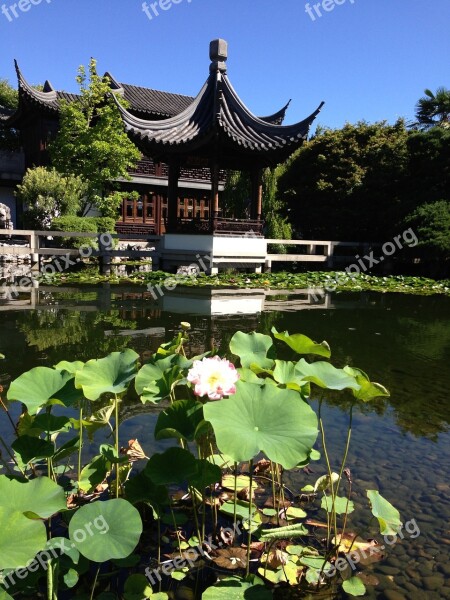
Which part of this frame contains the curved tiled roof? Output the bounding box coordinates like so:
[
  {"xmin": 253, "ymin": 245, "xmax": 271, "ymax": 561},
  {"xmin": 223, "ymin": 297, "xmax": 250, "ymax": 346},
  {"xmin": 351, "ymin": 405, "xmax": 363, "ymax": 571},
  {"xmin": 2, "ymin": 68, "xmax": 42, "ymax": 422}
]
[
  {"xmin": 113, "ymin": 41, "xmax": 324, "ymax": 167},
  {"xmin": 11, "ymin": 61, "xmax": 293, "ymax": 125}
]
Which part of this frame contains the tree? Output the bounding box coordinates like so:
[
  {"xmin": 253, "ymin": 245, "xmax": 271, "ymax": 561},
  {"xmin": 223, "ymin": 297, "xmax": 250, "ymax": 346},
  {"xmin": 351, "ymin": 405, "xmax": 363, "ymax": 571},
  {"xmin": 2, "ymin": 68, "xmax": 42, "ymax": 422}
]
[
  {"xmin": 50, "ymin": 59, "xmax": 141, "ymax": 216},
  {"xmin": 15, "ymin": 167, "xmax": 87, "ymax": 229},
  {"xmin": 415, "ymin": 87, "xmax": 450, "ymax": 130},
  {"xmin": 262, "ymin": 166, "xmax": 292, "ymax": 251},
  {"xmin": 405, "ymin": 200, "xmax": 450, "ymax": 256},
  {"xmin": 278, "ymin": 120, "xmax": 409, "ymax": 241},
  {"xmin": 221, "ymin": 167, "xmax": 292, "ymax": 250},
  {"xmin": 0, "ymin": 78, "xmax": 18, "ymax": 109},
  {"xmin": 0, "ymin": 78, "xmax": 20, "ymax": 152}
]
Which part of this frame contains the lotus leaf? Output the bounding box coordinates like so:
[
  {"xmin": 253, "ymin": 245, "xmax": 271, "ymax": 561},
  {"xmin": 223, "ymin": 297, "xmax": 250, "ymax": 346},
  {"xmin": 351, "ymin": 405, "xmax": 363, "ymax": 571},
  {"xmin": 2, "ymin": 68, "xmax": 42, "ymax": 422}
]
[
  {"xmin": 69, "ymin": 499, "xmax": 142, "ymax": 562},
  {"xmin": 203, "ymin": 382, "xmax": 318, "ymax": 469}
]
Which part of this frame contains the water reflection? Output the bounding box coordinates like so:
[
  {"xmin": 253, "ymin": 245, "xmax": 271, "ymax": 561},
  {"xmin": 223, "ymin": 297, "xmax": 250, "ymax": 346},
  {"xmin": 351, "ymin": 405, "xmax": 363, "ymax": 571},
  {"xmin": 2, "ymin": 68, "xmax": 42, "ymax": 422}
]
[
  {"xmin": 1, "ymin": 286, "xmax": 449, "ymax": 598},
  {"xmin": 1, "ymin": 285, "xmax": 448, "ymax": 440}
]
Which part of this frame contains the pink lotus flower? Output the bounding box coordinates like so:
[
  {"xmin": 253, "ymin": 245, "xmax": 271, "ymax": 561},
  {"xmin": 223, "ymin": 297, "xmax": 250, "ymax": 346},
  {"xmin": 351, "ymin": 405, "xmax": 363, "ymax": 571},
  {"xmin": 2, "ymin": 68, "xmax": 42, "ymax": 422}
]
[{"xmin": 187, "ymin": 356, "xmax": 239, "ymax": 400}]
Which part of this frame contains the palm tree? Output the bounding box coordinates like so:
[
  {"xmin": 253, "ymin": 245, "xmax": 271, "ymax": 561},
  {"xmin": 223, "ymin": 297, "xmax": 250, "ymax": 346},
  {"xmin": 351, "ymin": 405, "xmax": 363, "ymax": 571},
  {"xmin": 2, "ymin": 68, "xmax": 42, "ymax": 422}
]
[{"xmin": 415, "ymin": 87, "xmax": 450, "ymax": 130}]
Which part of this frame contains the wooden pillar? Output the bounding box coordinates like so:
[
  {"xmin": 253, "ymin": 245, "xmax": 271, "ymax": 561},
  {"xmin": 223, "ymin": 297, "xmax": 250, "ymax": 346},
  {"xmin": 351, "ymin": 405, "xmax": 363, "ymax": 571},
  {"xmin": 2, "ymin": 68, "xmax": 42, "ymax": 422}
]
[
  {"xmin": 210, "ymin": 164, "xmax": 220, "ymax": 229},
  {"xmin": 250, "ymin": 169, "xmax": 263, "ymax": 221},
  {"xmin": 155, "ymin": 194, "xmax": 162, "ymax": 235},
  {"xmin": 167, "ymin": 162, "xmax": 180, "ymax": 232}
]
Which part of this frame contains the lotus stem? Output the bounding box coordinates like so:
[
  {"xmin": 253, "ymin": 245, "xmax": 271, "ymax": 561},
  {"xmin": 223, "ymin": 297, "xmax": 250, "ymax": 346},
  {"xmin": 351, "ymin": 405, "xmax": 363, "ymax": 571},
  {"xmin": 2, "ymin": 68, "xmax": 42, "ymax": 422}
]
[
  {"xmin": 114, "ymin": 394, "xmax": 120, "ymax": 499},
  {"xmin": 246, "ymin": 459, "xmax": 254, "ymax": 577},
  {"xmin": 77, "ymin": 405, "xmax": 83, "ymax": 486}
]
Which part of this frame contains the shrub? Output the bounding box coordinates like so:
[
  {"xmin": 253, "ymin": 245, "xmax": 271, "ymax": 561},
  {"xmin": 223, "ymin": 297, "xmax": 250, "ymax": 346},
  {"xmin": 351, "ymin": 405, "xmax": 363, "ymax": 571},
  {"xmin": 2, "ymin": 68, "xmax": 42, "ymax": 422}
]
[{"xmin": 51, "ymin": 216, "xmax": 98, "ymax": 249}]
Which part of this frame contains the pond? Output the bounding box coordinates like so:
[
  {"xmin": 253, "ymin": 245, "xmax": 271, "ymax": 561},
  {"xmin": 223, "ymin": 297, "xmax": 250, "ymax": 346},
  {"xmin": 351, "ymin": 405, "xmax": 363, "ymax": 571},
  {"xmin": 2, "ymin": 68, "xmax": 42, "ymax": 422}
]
[{"xmin": 0, "ymin": 286, "xmax": 449, "ymax": 599}]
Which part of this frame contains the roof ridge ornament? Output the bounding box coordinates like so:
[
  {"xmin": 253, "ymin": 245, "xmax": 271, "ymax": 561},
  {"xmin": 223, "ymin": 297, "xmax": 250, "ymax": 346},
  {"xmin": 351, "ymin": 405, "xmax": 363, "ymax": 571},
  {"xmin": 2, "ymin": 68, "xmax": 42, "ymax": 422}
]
[{"xmin": 210, "ymin": 39, "xmax": 228, "ymax": 73}]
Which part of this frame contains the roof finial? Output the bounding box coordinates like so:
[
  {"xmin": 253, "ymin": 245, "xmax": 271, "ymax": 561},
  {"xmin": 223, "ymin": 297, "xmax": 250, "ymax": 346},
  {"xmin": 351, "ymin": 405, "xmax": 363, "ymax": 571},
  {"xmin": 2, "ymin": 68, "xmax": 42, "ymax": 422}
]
[{"xmin": 210, "ymin": 39, "xmax": 228, "ymax": 73}]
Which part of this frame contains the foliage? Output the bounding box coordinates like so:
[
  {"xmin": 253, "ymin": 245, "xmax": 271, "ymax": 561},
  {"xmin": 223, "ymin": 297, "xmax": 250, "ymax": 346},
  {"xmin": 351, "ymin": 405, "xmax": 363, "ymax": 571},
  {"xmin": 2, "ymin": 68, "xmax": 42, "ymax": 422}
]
[
  {"xmin": 51, "ymin": 215, "xmax": 116, "ymax": 249},
  {"xmin": 405, "ymin": 200, "xmax": 450, "ymax": 256},
  {"xmin": 2, "ymin": 326, "xmax": 398, "ymax": 599},
  {"xmin": 94, "ymin": 190, "xmax": 138, "ymax": 220},
  {"xmin": 16, "ymin": 167, "xmax": 87, "ymax": 229},
  {"xmin": 262, "ymin": 166, "xmax": 292, "ymax": 253},
  {"xmin": 278, "ymin": 120, "xmax": 410, "ymax": 241},
  {"xmin": 415, "ymin": 86, "xmax": 450, "ymax": 130},
  {"xmin": 0, "ymin": 79, "xmax": 18, "ymax": 110},
  {"xmin": 222, "ymin": 170, "xmax": 251, "ymax": 219},
  {"xmin": 49, "ymin": 58, "xmax": 141, "ymax": 215},
  {"xmin": 278, "ymin": 119, "xmax": 450, "ymax": 264}
]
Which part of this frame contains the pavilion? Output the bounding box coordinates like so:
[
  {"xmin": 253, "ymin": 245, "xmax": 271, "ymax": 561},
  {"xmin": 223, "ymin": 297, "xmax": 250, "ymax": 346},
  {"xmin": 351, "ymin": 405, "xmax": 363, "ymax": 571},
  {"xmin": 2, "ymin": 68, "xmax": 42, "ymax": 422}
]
[{"xmin": 114, "ymin": 39, "xmax": 323, "ymax": 271}]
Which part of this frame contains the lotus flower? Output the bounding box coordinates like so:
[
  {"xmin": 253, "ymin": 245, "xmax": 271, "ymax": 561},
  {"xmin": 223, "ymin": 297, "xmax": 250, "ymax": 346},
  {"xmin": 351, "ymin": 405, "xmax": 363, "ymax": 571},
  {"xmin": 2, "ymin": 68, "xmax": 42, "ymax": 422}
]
[{"xmin": 187, "ymin": 356, "xmax": 239, "ymax": 400}]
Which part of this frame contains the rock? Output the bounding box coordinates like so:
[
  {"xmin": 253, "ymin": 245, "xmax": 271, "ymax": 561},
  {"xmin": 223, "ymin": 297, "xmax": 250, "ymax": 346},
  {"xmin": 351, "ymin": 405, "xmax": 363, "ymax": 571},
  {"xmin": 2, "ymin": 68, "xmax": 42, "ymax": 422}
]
[
  {"xmin": 383, "ymin": 590, "xmax": 407, "ymax": 600},
  {"xmin": 422, "ymin": 575, "xmax": 444, "ymax": 591}
]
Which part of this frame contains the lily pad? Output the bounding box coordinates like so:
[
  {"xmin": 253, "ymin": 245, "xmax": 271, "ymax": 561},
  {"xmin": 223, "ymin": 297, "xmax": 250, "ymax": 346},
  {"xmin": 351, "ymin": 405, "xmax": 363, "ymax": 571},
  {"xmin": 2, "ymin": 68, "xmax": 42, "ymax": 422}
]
[
  {"xmin": 202, "ymin": 576, "xmax": 272, "ymax": 599},
  {"xmin": 342, "ymin": 576, "xmax": 367, "ymax": 596},
  {"xmin": 123, "ymin": 574, "xmax": 153, "ymax": 600},
  {"xmin": 321, "ymin": 495, "xmax": 354, "ymax": 515},
  {"xmin": 203, "ymin": 382, "xmax": 318, "ymax": 469},
  {"xmin": 75, "ymin": 349, "xmax": 139, "ymax": 400},
  {"xmin": 69, "ymin": 499, "xmax": 142, "ymax": 562}
]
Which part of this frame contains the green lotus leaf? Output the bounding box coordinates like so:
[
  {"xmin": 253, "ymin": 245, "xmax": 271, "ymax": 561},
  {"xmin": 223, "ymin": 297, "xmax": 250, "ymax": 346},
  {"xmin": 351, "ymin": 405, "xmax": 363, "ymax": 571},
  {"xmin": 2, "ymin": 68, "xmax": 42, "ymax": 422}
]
[
  {"xmin": 54, "ymin": 360, "xmax": 85, "ymax": 374},
  {"xmin": 123, "ymin": 574, "xmax": 154, "ymax": 600},
  {"xmin": 344, "ymin": 366, "xmax": 390, "ymax": 402},
  {"xmin": 0, "ymin": 507, "xmax": 47, "ymax": 570},
  {"xmin": 154, "ymin": 399, "xmax": 204, "ymax": 442},
  {"xmin": 12, "ymin": 435, "xmax": 55, "ymax": 465},
  {"xmin": 32, "ymin": 414, "xmax": 72, "ymax": 434},
  {"xmin": 321, "ymin": 495, "xmax": 354, "ymax": 515},
  {"xmin": 144, "ymin": 447, "xmax": 198, "ymax": 485},
  {"xmin": 124, "ymin": 472, "xmax": 169, "ymax": 518},
  {"xmin": 75, "ymin": 349, "xmax": 139, "ymax": 400},
  {"xmin": 203, "ymin": 382, "xmax": 318, "ymax": 469},
  {"xmin": 229, "ymin": 331, "xmax": 275, "ymax": 369},
  {"xmin": 202, "ymin": 576, "xmax": 272, "ymax": 599},
  {"xmin": 367, "ymin": 490, "xmax": 401, "ymax": 536},
  {"xmin": 135, "ymin": 355, "xmax": 179, "ymax": 404},
  {"xmin": 189, "ymin": 459, "xmax": 222, "ymax": 490},
  {"xmin": 271, "ymin": 327, "xmax": 331, "ymax": 358},
  {"xmin": 78, "ymin": 454, "xmax": 110, "ymax": 493},
  {"xmin": 7, "ymin": 367, "xmax": 72, "ymax": 415},
  {"xmin": 294, "ymin": 359, "xmax": 361, "ymax": 391},
  {"xmin": 52, "ymin": 436, "xmax": 80, "ymax": 462},
  {"xmin": 342, "ymin": 576, "xmax": 367, "ymax": 596},
  {"xmin": 69, "ymin": 499, "xmax": 143, "ymax": 562},
  {"xmin": 0, "ymin": 475, "xmax": 66, "ymax": 518}
]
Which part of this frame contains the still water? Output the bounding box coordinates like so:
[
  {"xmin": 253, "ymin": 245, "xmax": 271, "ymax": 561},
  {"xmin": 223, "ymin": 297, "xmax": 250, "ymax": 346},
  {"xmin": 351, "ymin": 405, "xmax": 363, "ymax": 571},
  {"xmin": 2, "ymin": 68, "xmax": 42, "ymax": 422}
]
[{"xmin": 0, "ymin": 286, "xmax": 449, "ymax": 599}]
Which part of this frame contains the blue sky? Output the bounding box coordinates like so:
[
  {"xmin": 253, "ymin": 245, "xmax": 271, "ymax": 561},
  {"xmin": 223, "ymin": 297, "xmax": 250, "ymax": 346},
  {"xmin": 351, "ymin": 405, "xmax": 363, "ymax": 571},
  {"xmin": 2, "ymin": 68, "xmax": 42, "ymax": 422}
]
[{"xmin": 0, "ymin": 0, "xmax": 448, "ymax": 131}]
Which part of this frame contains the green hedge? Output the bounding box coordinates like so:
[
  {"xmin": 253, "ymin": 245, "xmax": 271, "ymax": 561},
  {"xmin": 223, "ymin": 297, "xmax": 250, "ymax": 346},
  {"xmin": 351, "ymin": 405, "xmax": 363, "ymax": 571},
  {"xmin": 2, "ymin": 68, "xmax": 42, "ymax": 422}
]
[{"xmin": 51, "ymin": 216, "xmax": 116, "ymax": 249}]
